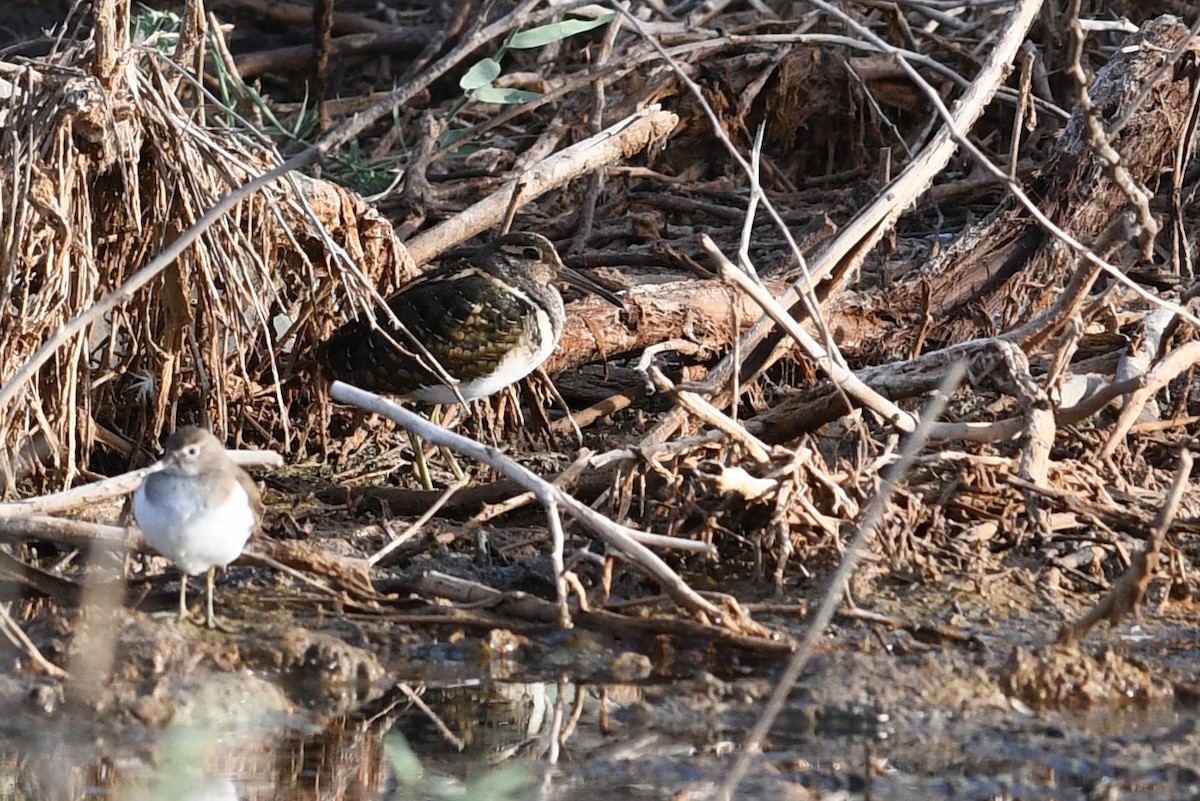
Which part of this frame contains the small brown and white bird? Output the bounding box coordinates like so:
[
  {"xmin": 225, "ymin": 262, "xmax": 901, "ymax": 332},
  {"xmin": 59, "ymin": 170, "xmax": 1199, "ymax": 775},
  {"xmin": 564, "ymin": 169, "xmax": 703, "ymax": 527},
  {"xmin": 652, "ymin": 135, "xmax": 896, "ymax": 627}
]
[{"xmin": 133, "ymin": 426, "xmax": 262, "ymax": 628}]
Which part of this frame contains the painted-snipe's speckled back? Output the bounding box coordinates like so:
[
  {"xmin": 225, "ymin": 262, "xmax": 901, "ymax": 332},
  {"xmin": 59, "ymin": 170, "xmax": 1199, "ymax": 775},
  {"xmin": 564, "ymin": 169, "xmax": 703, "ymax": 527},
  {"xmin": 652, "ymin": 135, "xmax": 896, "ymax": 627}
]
[{"xmin": 317, "ymin": 232, "xmax": 621, "ymax": 404}]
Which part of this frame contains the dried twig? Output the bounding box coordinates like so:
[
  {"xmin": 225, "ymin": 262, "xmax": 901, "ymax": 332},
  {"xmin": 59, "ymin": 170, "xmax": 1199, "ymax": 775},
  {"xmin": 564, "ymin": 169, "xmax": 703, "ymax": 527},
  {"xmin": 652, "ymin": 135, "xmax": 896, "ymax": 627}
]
[
  {"xmin": 0, "ymin": 602, "xmax": 68, "ymax": 679},
  {"xmin": 646, "ymin": 365, "xmax": 772, "ymax": 464}
]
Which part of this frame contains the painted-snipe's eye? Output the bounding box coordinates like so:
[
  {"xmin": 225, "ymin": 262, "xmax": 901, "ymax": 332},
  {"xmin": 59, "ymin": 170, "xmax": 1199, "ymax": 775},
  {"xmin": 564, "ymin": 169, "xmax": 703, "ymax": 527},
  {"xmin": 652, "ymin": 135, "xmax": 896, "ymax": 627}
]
[{"xmin": 522, "ymin": 246, "xmax": 541, "ymax": 261}]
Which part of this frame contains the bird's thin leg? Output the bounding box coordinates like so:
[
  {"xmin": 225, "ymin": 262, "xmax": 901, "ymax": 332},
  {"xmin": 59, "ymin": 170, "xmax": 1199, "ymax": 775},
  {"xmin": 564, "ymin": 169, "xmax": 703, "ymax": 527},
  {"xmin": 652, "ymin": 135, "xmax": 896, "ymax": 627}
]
[
  {"xmin": 406, "ymin": 429, "xmax": 434, "ymax": 490},
  {"xmin": 432, "ymin": 405, "xmax": 466, "ymax": 481},
  {"xmin": 205, "ymin": 567, "xmax": 217, "ymax": 629},
  {"xmin": 440, "ymin": 444, "xmax": 466, "ymax": 480},
  {"xmin": 178, "ymin": 574, "xmax": 189, "ymax": 622}
]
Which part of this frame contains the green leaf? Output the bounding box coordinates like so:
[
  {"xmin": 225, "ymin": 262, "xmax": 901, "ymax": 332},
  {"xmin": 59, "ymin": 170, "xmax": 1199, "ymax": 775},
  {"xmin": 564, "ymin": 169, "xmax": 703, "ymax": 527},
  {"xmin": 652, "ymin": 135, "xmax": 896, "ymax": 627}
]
[
  {"xmin": 470, "ymin": 86, "xmax": 542, "ymax": 104},
  {"xmin": 507, "ymin": 15, "xmax": 614, "ymax": 49},
  {"xmin": 460, "ymin": 58, "xmax": 502, "ymax": 90}
]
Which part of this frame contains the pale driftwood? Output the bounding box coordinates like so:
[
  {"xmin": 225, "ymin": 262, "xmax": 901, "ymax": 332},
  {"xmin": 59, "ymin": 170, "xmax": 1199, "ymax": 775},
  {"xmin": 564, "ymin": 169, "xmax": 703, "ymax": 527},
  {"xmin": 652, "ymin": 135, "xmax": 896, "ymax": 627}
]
[
  {"xmin": 0, "ymin": 515, "xmax": 131, "ymax": 548},
  {"xmin": 589, "ymin": 430, "xmax": 728, "ymax": 469},
  {"xmin": 404, "ymin": 106, "xmax": 679, "ymax": 267},
  {"xmin": 405, "ymin": 569, "xmax": 561, "ymax": 623},
  {"xmin": 1102, "ymin": 341, "xmax": 1200, "ymax": 459},
  {"xmin": 646, "ymin": 365, "xmax": 772, "ymax": 464},
  {"xmin": 547, "ymin": 500, "xmax": 570, "ymax": 628},
  {"xmin": 694, "ymin": 462, "xmax": 778, "ymax": 502},
  {"xmin": 0, "ymin": 448, "xmax": 282, "ymax": 519},
  {"xmin": 1006, "ymin": 343, "xmax": 1055, "ymax": 536},
  {"xmin": 329, "ymin": 381, "xmax": 730, "ymax": 626},
  {"xmin": 1114, "ymin": 306, "xmax": 1174, "ymax": 402},
  {"xmin": 1100, "ymin": 303, "xmax": 1176, "ymax": 445}
]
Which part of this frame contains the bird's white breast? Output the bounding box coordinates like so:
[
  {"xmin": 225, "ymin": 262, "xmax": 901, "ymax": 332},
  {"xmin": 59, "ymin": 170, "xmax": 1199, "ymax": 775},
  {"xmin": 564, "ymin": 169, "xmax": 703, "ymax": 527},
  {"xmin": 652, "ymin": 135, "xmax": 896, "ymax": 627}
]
[{"xmin": 133, "ymin": 477, "xmax": 255, "ymax": 576}]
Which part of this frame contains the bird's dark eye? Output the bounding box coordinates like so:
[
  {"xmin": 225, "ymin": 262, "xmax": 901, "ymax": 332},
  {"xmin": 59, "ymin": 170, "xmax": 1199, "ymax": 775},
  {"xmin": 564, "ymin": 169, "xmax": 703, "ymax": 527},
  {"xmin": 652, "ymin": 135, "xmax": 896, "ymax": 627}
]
[
  {"xmin": 522, "ymin": 246, "xmax": 541, "ymax": 260},
  {"xmin": 185, "ymin": 445, "xmax": 200, "ymax": 458}
]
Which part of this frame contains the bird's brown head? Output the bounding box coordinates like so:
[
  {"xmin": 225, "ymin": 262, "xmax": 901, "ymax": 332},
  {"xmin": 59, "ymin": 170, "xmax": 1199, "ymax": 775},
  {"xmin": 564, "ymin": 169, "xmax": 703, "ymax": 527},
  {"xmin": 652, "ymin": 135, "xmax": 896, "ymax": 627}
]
[
  {"xmin": 490, "ymin": 232, "xmax": 624, "ymax": 309},
  {"xmin": 161, "ymin": 426, "xmax": 224, "ymax": 473},
  {"xmin": 489, "ymin": 232, "xmax": 564, "ymax": 286}
]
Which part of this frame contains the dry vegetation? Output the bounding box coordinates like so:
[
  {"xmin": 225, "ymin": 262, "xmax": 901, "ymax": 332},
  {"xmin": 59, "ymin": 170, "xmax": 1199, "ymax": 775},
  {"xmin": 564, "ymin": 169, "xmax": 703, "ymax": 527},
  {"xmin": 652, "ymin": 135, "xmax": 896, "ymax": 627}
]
[{"xmin": 0, "ymin": 0, "xmax": 1199, "ymax": 763}]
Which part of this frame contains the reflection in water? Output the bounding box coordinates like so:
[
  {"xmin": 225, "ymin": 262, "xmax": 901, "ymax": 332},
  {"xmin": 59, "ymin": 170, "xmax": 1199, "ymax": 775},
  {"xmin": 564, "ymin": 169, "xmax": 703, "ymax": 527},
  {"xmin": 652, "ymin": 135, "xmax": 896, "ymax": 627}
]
[
  {"xmin": 273, "ymin": 714, "xmax": 385, "ymax": 801},
  {"xmin": 0, "ymin": 679, "xmax": 685, "ymax": 800},
  {"xmin": 0, "ymin": 681, "xmax": 583, "ymax": 796},
  {"xmin": 395, "ymin": 681, "xmax": 552, "ymax": 759},
  {"xmin": 0, "ymin": 652, "xmax": 1185, "ymax": 799}
]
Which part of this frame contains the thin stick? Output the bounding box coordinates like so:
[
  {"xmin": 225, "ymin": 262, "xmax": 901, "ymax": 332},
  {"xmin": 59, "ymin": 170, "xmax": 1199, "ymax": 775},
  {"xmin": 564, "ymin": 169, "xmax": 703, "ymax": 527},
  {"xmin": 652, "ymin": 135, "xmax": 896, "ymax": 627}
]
[
  {"xmin": 403, "ymin": 106, "xmax": 677, "ymax": 266},
  {"xmin": 547, "ymin": 499, "xmax": 571, "ymax": 628},
  {"xmin": 369, "ymin": 477, "xmax": 468, "ymax": 567},
  {"xmin": 647, "ymin": 366, "xmax": 772, "ymax": 463},
  {"xmin": 499, "ymin": 181, "xmax": 525, "ymax": 236},
  {"xmin": 395, "ymin": 682, "xmax": 466, "ymax": 752}
]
